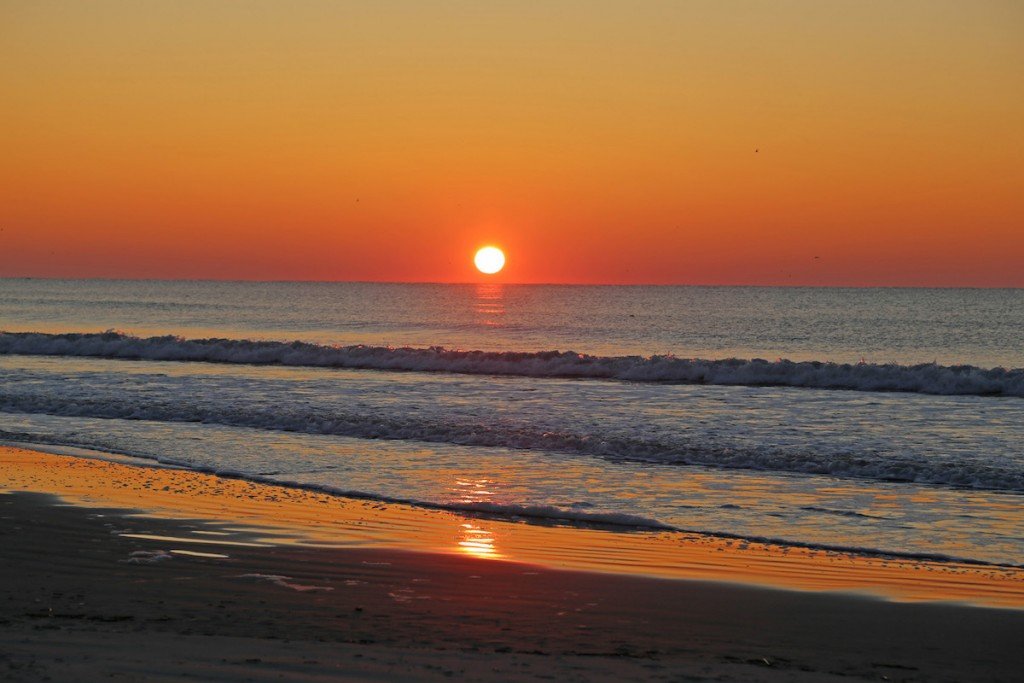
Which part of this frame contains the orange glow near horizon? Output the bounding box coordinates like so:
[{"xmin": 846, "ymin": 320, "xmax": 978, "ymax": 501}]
[{"xmin": 1, "ymin": 2, "xmax": 1022, "ymax": 286}]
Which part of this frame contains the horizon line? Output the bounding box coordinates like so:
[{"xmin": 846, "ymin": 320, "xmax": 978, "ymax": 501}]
[{"xmin": 0, "ymin": 276, "xmax": 1021, "ymax": 290}]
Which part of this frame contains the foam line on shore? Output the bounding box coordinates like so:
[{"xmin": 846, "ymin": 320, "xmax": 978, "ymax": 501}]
[
  {"xmin": 3, "ymin": 438, "xmax": 1019, "ymax": 571},
  {"xmin": 3, "ymin": 391, "xmax": 1023, "ymax": 493}
]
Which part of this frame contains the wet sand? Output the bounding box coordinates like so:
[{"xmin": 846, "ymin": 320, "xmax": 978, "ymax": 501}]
[{"xmin": 2, "ymin": 446, "xmax": 1023, "ymax": 681}]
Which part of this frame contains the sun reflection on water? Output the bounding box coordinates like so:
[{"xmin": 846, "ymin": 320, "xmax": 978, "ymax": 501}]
[
  {"xmin": 449, "ymin": 477, "xmax": 502, "ymax": 559},
  {"xmin": 451, "ymin": 477, "xmax": 497, "ymax": 503},
  {"xmin": 473, "ymin": 283, "xmax": 506, "ymax": 327}
]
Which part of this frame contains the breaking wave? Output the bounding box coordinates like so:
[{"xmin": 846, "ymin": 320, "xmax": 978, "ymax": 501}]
[
  {"xmin": 1, "ymin": 393, "xmax": 1022, "ymax": 492},
  {"xmin": 2, "ymin": 331, "xmax": 1022, "ymax": 397}
]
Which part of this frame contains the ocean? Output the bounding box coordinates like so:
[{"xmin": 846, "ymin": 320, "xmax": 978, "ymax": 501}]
[{"xmin": 1, "ymin": 279, "xmax": 1022, "ymax": 567}]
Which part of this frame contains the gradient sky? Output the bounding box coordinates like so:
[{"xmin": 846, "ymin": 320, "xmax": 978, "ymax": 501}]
[{"xmin": 2, "ymin": 1, "xmax": 1022, "ymax": 285}]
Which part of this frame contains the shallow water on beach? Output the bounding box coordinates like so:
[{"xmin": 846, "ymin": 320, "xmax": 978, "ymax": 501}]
[{"xmin": 1, "ymin": 280, "xmax": 1022, "ymax": 566}]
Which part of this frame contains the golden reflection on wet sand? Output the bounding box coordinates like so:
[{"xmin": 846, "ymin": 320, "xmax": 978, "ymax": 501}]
[
  {"xmin": 457, "ymin": 522, "xmax": 501, "ymax": 559},
  {"xmin": 2, "ymin": 446, "xmax": 1023, "ymax": 609}
]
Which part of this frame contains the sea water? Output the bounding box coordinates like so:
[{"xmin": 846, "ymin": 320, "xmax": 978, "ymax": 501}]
[{"xmin": 1, "ymin": 279, "xmax": 1021, "ymax": 565}]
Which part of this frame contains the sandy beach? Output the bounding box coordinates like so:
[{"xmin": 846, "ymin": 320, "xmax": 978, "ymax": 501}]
[{"xmin": 2, "ymin": 446, "xmax": 1022, "ymax": 682}]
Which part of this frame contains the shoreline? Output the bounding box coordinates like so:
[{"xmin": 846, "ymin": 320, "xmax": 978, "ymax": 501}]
[
  {"xmin": 3, "ymin": 445, "xmax": 1022, "ymax": 609},
  {"xmin": 4, "ymin": 446, "xmax": 1024, "ymax": 681}
]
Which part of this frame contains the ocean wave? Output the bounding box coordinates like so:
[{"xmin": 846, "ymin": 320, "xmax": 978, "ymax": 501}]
[
  {"xmin": 2, "ymin": 330, "xmax": 1023, "ymax": 397},
  {"xmin": 2, "ymin": 393, "xmax": 1022, "ymax": 493}
]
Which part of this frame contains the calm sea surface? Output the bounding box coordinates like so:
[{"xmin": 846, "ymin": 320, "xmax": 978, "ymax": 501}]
[{"xmin": 1, "ymin": 279, "xmax": 1022, "ymax": 565}]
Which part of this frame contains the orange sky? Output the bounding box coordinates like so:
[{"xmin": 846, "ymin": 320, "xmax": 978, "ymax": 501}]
[{"xmin": 1, "ymin": 1, "xmax": 1022, "ymax": 285}]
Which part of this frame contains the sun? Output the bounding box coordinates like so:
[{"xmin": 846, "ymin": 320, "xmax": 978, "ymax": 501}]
[{"xmin": 474, "ymin": 246, "xmax": 505, "ymax": 275}]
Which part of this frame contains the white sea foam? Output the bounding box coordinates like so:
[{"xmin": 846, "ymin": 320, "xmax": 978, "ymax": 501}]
[
  {"xmin": 237, "ymin": 573, "xmax": 334, "ymax": 592},
  {"xmin": 122, "ymin": 550, "xmax": 173, "ymax": 564},
  {"xmin": 2, "ymin": 389, "xmax": 1022, "ymax": 492},
  {"xmin": 255, "ymin": 482, "xmax": 677, "ymax": 531},
  {"xmin": 440, "ymin": 501, "xmax": 674, "ymax": 529},
  {"xmin": 2, "ymin": 331, "xmax": 1022, "ymax": 397}
]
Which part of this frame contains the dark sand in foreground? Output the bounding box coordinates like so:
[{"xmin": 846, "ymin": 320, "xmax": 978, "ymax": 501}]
[{"xmin": 2, "ymin": 447, "xmax": 1023, "ymax": 681}]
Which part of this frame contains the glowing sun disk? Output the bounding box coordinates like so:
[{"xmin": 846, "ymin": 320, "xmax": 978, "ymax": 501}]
[{"xmin": 474, "ymin": 246, "xmax": 505, "ymax": 275}]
